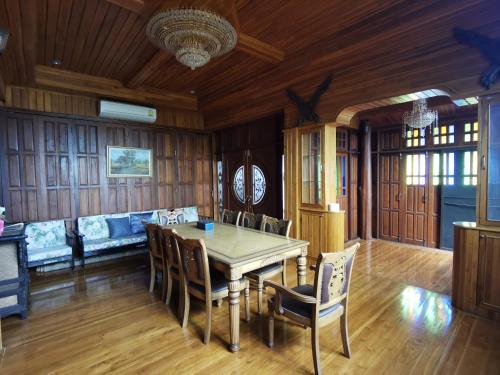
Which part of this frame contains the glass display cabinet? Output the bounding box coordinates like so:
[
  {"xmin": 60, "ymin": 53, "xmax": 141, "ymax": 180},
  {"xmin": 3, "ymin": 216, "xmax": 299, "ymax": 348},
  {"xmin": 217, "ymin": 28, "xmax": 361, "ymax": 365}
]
[
  {"xmin": 479, "ymin": 95, "xmax": 500, "ymax": 226},
  {"xmin": 295, "ymin": 123, "xmax": 344, "ymax": 259}
]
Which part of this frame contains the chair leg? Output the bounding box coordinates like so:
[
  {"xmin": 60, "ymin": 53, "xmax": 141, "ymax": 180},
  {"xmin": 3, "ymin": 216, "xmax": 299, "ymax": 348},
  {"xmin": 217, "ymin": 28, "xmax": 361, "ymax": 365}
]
[
  {"xmin": 311, "ymin": 323, "xmax": 321, "ymax": 375},
  {"xmin": 340, "ymin": 312, "xmax": 351, "ymax": 358},
  {"xmin": 165, "ymin": 270, "xmax": 173, "ymax": 305},
  {"xmin": 216, "ymin": 298, "xmax": 223, "ymax": 307},
  {"xmin": 180, "ymin": 280, "xmax": 190, "ymax": 328},
  {"xmin": 161, "ymin": 269, "xmax": 167, "ymax": 302},
  {"xmin": 268, "ymin": 300, "xmax": 274, "ymax": 348},
  {"xmin": 204, "ymin": 298, "xmax": 212, "ymax": 344},
  {"xmin": 282, "ymin": 260, "xmax": 287, "ymax": 286},
  {"xmin": 149, "ymin": 255, "xmax": 156, "ymax": 293},
  {"xmin": 244, "ymin": 279, "xmax": 250, "ymax": 322},
  {"xmin": 257, "ymin": 280, "xmax": 264, "ymax": 315}
]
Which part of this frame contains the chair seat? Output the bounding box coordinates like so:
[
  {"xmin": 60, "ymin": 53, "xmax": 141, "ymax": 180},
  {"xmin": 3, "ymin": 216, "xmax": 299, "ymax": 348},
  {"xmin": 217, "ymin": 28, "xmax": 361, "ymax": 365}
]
[
  {"xmin": 83, "ymin": 234, "xmax": 147, "ymax": 252},
  {"xmin": 272, "ymin": 284, "xmax": 342, "ymax": 319},
  {"xmin": 247, "ymin": 262, "xmax": 283, "ymax": 277},
  {"xmin": 190, "ymin": 270, "xmax": 244, "ymax": 295}
]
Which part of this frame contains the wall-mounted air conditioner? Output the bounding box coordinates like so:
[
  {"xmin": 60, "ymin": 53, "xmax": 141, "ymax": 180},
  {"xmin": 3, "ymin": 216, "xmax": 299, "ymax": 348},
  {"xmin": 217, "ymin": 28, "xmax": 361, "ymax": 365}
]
[{"xmin": 98, "ymin": 100, "xmax": 157, "ymax": 123}]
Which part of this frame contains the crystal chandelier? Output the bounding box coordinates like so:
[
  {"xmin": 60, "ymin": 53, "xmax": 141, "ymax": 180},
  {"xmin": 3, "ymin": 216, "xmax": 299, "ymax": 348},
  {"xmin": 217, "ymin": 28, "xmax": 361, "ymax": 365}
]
[
  {"xmin": 146, "ymin": 7, "xmax": 238, "ymax": 70},
  {"xmin": 402, "ymin": 98, "xmax": 439, "ymax": 137}
]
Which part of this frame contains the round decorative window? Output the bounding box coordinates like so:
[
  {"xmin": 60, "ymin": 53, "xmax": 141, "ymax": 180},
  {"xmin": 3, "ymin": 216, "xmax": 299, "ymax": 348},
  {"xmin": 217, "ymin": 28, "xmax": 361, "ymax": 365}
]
[
  {"xmin": 252, "ymin": 165, "xmax": 266, "ymax": 204},
  {"xmin": 232, "ymin": 164, "xmax": 267, "ymax": 205},
  {"xmin": 233, "ymin": 165, "xmax": 245, "ymax": 203}
]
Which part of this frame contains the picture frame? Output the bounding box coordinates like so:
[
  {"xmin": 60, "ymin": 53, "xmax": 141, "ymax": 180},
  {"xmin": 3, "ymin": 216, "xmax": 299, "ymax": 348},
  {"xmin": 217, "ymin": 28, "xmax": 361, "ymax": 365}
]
[{"xmin": 107, "ymin": 146, "xmax": 153, "ymax": 178}]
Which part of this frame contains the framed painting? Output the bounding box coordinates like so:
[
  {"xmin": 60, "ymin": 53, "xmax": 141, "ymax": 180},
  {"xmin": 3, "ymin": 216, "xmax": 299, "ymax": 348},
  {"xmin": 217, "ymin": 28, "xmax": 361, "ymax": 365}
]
[{"xmin": 107, "ymin": 146, "xmax": 153, "ymax": 177}]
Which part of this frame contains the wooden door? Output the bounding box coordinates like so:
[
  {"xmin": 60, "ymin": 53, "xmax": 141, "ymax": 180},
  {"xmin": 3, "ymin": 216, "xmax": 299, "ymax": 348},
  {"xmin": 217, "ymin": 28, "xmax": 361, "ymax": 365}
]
[
  {"xmin": 349, "ymin": 153, "xmax": 359, "ymax": 240},
  {"xmin": 379, "ymin": 154, "xmax": 401, "ymax": 242},
  {"xmin": 402, "ymin": 153, "xmax": 427, "ymax": 245},
  {"xmin": 220, "ymin": 114, "xmax": 283, "ymax": 218},
  {"xmin": 477, "ymin": 232, "xmax": 500, "ymax": 312},
  {"xmin": 336, "ymin": 153, "xmax": 348, "ymax": 240}
]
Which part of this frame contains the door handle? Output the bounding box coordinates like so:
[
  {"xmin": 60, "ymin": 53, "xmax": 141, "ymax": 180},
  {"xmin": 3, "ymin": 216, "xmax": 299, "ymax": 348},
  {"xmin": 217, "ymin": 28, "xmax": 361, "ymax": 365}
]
[{"xmin": 481, "ymin": 155, "xmax": 486, "ymax": 170}]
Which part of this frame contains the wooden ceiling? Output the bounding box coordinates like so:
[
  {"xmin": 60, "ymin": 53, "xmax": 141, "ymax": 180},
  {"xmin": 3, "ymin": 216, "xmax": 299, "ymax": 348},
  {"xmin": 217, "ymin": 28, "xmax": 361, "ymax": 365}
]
[{"xmin": 0, "ymin": 0, "xmax": 499, "ymax": 128}]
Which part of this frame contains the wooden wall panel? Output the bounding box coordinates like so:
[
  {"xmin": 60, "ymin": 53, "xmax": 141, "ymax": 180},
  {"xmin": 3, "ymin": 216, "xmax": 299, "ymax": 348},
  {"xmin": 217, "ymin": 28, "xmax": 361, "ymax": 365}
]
[
  {"xmin": 0, "ymin": 86, "xmax": 204, "ymax": 130},
  {"xmin": 0, "ymin": 109, "xmax": 213, "ymax": 227}
]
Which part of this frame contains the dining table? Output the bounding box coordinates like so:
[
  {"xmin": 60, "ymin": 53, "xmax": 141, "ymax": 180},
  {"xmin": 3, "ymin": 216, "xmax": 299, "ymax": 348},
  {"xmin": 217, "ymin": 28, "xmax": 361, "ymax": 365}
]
[{"xmin": 168, "ymin": 222, "xmax": 309, "ymax": 353}]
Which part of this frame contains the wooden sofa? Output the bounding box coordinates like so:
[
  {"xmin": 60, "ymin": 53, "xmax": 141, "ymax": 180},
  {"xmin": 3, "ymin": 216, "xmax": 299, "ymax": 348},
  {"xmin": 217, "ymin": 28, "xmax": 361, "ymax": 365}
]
[{"xmin": 74, "ymin": 207, "xmax": 200, "ymax": 266}]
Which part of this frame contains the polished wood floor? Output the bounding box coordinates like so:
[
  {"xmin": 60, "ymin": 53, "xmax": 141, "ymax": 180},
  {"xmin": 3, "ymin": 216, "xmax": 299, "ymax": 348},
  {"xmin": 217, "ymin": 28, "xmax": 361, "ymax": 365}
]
[{"xmin": 2, "ymin": 240, "xmax": 500, "ymax": 374}]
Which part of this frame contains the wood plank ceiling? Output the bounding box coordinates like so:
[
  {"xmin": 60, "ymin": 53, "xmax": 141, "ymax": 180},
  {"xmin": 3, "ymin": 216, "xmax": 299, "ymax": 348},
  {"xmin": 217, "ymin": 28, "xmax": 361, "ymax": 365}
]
[{"xmin": 0, "ymin": 0, "xmax": 499, "ymax": 128}]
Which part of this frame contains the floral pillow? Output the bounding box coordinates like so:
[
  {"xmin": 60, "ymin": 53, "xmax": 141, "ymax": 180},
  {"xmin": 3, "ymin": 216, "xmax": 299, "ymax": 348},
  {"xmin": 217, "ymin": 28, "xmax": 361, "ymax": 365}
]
[
  {"xmin": 181, "ymin": 206, "xmax": 199, "ymax": 223},
  {"xmin": 25, "ymin": 220, "xmax": 67, "ymax": 250},
  {"xmin": 78, "ymin": 215, "xmax": 109, "ymax": 240}
]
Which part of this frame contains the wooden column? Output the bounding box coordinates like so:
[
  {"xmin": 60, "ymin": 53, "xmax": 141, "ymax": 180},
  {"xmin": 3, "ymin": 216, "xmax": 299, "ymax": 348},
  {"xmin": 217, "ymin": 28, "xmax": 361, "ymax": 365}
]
[{"xmin": 361, "ymin": 122, "xmax": 373, "ymax": 240}]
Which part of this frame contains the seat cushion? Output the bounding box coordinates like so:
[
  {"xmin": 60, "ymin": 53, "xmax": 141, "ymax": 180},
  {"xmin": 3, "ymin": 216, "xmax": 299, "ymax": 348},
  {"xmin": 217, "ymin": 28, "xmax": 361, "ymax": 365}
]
[
  {"xmin": 106, "ymin": 217, "xmax": 133, "ymax": 238},
  {"xmin": 83, "ymin": 234, "xmax": 147, "ymax": 252},
  {"xmin": 129, "ymin": 212, "xmax": 155, "ymax": 234},
  {"xmin": 247, "ymin": 262, "xmax": 283, "ymax": 276},
  {"xmin": 25, "ymin": 220, "xmax": 67, "ymax": 250},
  {"xmin": 273, "ymin": 284, "xmax": 342, "ymax": 319},
  {"xmin": 27, "ymin": 244, "xmax": 72, "ymax": 263},
  {"xmin": 189, "ymin": 270, "xmax": 245, "ymax": 295}
]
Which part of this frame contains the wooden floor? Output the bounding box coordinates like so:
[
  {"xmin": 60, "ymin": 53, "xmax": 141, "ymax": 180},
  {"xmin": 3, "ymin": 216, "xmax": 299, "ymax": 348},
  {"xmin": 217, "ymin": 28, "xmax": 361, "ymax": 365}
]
[{"xmin": 2, "ymin": 240, "xmax": 500, "ymax": 374}]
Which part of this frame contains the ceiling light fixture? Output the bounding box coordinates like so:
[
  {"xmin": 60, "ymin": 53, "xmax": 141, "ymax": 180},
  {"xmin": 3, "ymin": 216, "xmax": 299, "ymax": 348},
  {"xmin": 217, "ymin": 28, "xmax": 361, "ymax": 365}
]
[
  {"xmin": 402, "ymin": 98, "xmax": 439, "ymax": 138},
  {"xmin": 146, "ymin": 7, "xmax": 237, "ymax": 70},
  {"xmin": 0, "ymin": 27, "xmax": 9, "ymax": 54}
]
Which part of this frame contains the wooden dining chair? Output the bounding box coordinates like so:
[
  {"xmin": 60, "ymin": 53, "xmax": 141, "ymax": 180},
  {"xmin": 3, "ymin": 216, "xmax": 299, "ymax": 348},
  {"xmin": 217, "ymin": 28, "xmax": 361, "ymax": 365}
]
[
  {"xmin": 265, "ymin": 243, "xmax": 360, "ymax": 375},
  {"xmin": 245, "ymin": 216, "xmax": 291, "ymax": 314},
  {"xmin": 241, "ymin": 212, "xmax": 266, "ymax": 230},
  {"xmin": 174, "ymin": 233, "xmax": 250, "ymax": 344},
  {"xmin": 221, "ymin": 209, "xmax": 241, "ymax": 226},
  {"xmin": 145, "ymin": 223, "xmax": 167, "ymax": 301},
  {"xmin": 158, "ymin": 227, "xmax": 181, "ymax": 306}
]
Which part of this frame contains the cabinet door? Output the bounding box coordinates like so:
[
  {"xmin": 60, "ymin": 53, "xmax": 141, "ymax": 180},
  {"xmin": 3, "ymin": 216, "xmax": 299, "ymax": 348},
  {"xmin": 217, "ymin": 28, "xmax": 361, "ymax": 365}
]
[
  {"xmin": 300, "ymin": 211, "xmax": 324, "ymax": 260},
  {"xmin": 477, "ymin": 232, "xmax": 500, "ymax": 311}
]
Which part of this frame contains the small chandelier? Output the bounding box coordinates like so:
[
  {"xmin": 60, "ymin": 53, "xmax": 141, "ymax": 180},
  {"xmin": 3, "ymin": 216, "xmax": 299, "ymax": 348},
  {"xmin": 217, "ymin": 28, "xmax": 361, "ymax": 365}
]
[
  {"xmin": 146, "ymin": 7, "xmax": 238, "ymax": 70},
  {"xmin": 402, "ymin": 98, "xmax": 439, "ymax": 137}
]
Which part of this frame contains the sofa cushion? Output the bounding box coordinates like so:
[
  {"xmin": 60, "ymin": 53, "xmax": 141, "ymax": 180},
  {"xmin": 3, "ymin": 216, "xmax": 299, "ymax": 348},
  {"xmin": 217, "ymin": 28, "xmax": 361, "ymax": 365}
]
[
  {"xmin": 130, "ymin": 212, "xmax": 155, "ymax": 234},
  {"xmin": 27, "ymin": 244, "xmax": 72, "ymax": 263},
  {"xmin": 25, "ymin": 220, "xmax": 67, "ymax": 250},
  {"xmin": 83, "ymin": 234, "xmax": 147, "ymax": 252},
  {"xmin": 106, "ymin": 217, "xmax": 133, "ymax": 238},
  {"xmin": 78, "ymin": 215, "xmax": 109, "ymax": 240}
]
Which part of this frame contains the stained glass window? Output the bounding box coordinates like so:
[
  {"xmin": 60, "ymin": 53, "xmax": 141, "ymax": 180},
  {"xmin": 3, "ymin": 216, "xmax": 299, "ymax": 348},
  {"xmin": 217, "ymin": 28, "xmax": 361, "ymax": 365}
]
[
  {"xmin": 233, "ymin": 165, "xmax": 245, "ymax": 203},
  {"xmin": 463, "ymin": 150, "xmax": 478, "ymax": 186},
  {"xmin": 232, "ymin": 164, "xmax": 267, "ymax": 205},
  {"xmin": 406, "ymin": 128, "xmax": 426, "ymax": 148},
  {"xmin": 252, "ymin": 165, "xmax": 266, "ymax": 204},
  {"xmin": 405, "ymin": 154, "xmax": 426, "ymax": 185},
  {"xmin": 433, "ymin": 124, "xmax": 455, "ymax": 145},
  {"xmin": 464, "ymin": 121, "xmax": 479, "ymax": 143}
]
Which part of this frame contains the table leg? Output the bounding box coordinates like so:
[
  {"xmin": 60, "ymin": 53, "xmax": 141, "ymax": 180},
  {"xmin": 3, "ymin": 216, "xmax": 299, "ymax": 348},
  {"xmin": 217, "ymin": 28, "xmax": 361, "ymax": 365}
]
[
  {"xmin": 297, "ymin": 255, "xmax": 307, "ymax": 286},
  {"xmin": 228, "ymin": 279, "xmax": 241, "ymax": 352}
]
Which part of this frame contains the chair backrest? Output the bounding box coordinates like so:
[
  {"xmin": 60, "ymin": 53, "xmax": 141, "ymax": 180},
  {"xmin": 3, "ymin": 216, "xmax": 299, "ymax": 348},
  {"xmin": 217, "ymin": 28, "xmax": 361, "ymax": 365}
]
[
  {"xmin": 312, "ymin": 243, "xmax": 360, "ymax": 312},
  {"xmin": 175, "ymin": 234, "xmax": 211, "ymax": 297},
  {"xmin": 262, "ymin": 216, "xmax": 292, "ymax": 237},
  {"xmin": 222, "ymin": 209, "xmax": 241, "ymax": 226},
  {"xmin": 160, "ymin": 227, "xmax": 180, "ymax": 270},
  {"xmin": 145, "ymin": 223, "xmax": 162, "ymax": 260},
  {"xmin": 241, "ymin": 212, "xmax": 265, "ymax": 230}
]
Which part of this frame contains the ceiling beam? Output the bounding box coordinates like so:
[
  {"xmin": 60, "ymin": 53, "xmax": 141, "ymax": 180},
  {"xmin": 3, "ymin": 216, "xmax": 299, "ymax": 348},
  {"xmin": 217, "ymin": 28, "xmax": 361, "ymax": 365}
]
[
  {"xmin": 236, "ymin": 33, "xmax": 284, "ymax": 65},
  {"xmin": 34, "ymin": 65, "xmax": 197, "ymax": 111},
  {"xmin": 106, "ymin": 0, "xmax": 144, "ymax": 13},
  {"xmin": 126, "ymin": 50, "xmax": 172, "ymax": 88}
]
